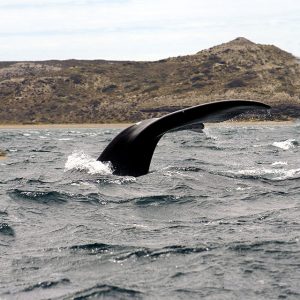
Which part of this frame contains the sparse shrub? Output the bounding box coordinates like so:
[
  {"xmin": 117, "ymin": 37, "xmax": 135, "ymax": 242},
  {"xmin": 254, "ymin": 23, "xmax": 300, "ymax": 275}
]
[
  {"xmin": 94, "ymin": 68, "xmax": 104, "ymax": 74},
  {"xmin": 102, "ymin": 84, "xmax": 117, "ymax": 93},
  {"xmin": 143, "ymin": 85, "xmax": 159, "ymax": 93},
  {"xmin": 208, "ymin": 54, "xmax": 221, "ymax": 62},
  {"xmin": 190, "ymin": 75, "xmax": 202, "ymax": 82},
  {"xmin": 192, "ymin": 83, "xmax": 205, "ymax": 89},
  {"xmin": 226, "ymin": 79, "xmax": 247, "ymax": 88},
  {"xmin": 242, "ymin": 71, "xmax": 257, "ymax": 81},
  {"xmin": 70, "ymin": 74, "xmax": 84, "ymax": 84}
]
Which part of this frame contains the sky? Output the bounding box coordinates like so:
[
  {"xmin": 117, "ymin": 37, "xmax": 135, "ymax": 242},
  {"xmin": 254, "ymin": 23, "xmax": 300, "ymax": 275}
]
[{"xmin": 0, "ymin": 0, "xmax": 300, "ymax": 61}]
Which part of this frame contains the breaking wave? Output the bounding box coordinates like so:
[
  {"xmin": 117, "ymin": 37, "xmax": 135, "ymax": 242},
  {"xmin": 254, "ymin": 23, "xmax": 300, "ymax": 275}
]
[
  {"xmin": 272, "ymin": 139, "xmax": 298, "ymax": 150},
  {"xmin": 63, "ymin": 284, "xmax": 143, "ymax": 299},
  {"xmin": 226, "ymin": 167, "xmax": 300, "ymax": 181}
]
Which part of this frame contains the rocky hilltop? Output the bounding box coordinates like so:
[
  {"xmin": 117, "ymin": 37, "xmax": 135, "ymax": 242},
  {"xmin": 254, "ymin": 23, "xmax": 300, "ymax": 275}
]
[{"xmin": 0, "ymin": 37, "xmax": 300, "ymax": 124}]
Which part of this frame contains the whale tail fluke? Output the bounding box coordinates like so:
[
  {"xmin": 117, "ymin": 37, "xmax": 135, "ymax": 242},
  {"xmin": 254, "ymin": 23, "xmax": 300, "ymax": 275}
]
[{"xmin": 98, "ymin": 100, "xmax": 270, "ymax": 176}]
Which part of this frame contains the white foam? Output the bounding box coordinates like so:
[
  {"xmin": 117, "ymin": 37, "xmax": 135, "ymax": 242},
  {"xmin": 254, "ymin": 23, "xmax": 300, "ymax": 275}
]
[
  {"xmin": 236, "ymin": 186, "xmax": 251, "ymax": 191},
  {"xmin": 231, "ymin": 167, "xmax": 300, "ymax": 180},
  {"xmin": 275, "ymin": 168, "xmax": 300, "ymax": 180},
  {"xmin": 272, "ymin": 139, "xmax": 298, "ymax": 150},
  {"xmin": 64, "ymin": 151, "xmax": 113, "ymax": 175},
  {"xmin": 58, "ymin": 138, "xmax": 73, "ymax": 141},
  {"xmin": 235, "ymin": 168, "xmax": 282, "ymax": 176},
  {"xmin": 271, "ymin": 161, "xmax": 288, "ymax": 166}
]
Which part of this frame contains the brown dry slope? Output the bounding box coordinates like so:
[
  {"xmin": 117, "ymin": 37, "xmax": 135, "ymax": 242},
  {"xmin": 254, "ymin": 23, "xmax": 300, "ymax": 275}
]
[{"xmin": 0, "ymin": 37, "xmax": 300, "ymax": 124}]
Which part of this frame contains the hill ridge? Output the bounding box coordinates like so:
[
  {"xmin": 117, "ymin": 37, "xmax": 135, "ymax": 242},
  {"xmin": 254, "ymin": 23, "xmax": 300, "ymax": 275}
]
[{"xmin": 0, "ymin": 37, "xmax": 300, "ymax": 123}]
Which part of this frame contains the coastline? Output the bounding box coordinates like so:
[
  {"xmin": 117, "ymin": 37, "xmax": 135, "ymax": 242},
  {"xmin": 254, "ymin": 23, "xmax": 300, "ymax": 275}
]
[
  {"xmin": 0, "ymin": 123, "xmax": 132, "ymax": 129},
  {"xmin": 218, "ymin": 120, "xmax": 296, "ymax": 126},
  {"xmin": 0, "ymin": 120, "xmax": 296, "ymax": 130}
]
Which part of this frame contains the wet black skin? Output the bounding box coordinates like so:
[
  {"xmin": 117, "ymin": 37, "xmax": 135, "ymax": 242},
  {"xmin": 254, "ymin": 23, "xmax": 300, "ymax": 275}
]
[{"xmin": 98, "ymin": 100, "xmax": 270, "ymax": 177}]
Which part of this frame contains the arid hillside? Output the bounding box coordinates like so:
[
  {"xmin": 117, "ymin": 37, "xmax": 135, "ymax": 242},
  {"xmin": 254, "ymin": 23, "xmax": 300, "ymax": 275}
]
[{"xmin": 0, "ymin": 37, "xmax": 300, "ymax": 124}]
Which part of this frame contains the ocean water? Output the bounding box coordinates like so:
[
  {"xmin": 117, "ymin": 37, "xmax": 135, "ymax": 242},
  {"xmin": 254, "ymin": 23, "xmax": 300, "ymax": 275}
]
[{"xmin": 0, "ymin": 123, "xmax": 299, "ymax": 300}]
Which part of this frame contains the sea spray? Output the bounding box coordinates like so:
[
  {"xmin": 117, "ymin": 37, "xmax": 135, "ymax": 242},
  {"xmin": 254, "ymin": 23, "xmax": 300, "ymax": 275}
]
[{"xmin": 65, "ymin": 151, "xmax": 113, "ymax": 175}]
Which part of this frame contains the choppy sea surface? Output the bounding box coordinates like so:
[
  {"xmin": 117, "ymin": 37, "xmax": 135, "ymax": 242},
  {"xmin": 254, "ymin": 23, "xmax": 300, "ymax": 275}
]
[{"xmin": 0, "ymin": 123, "xmax": 300, "ymax": 300}]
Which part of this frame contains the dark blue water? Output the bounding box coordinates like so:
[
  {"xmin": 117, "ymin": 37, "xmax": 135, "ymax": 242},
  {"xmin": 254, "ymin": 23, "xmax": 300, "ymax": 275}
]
[{"xmin": 1, "ymin": 124, "xmax": 300, "ymax": 299}]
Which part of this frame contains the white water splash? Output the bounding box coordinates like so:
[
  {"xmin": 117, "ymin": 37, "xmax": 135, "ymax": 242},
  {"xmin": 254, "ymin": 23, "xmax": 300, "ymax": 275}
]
[
  {"xmin": 64, "ymin": 151, "xmax": 113, "ymax": 175},
  {"xmin": 203, "ymin": 128, "xmax": 218, "ymax": 140},
  {"xmin": 272, "ymin": 139, "xmax": 298, "ymax": 150}
]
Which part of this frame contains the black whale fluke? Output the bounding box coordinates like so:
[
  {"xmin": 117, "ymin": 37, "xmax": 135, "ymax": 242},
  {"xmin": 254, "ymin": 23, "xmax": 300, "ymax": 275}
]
[{"xmin": 98, "ymin": 100, "xmax": 270, "ymax": 177}]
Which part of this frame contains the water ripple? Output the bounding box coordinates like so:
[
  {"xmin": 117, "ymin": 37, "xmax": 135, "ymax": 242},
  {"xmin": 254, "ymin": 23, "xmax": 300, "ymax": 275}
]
[
  {"xmin": 8, "ymin": 189, "xmax": 68, "ymax": 204},
  {"xmin": 61, "ymin": 284, "xmax": 143, "ymax": 300},
  {"xmin": 23, "ymin": 278, "xmax": 70, "ymax": 292}
]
